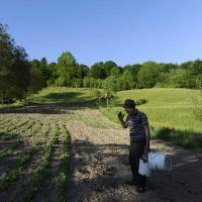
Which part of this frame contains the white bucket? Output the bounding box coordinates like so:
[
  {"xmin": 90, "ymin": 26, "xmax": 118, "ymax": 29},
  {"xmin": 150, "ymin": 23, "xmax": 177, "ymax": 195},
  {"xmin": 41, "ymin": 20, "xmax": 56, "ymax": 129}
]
[
  {"xmin": 138, "ymin": 159, "xmax": 151, "ymax": 177},
  {"xmin": 148, "ymin": 152, "xmax": 172, "ymax": 172}
]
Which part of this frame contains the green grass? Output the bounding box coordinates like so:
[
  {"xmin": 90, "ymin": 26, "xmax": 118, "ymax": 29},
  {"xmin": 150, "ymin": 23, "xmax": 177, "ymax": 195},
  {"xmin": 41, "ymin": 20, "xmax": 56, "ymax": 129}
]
[
  {"xmin": 0, "ymin": 145, "xmax": 37, "ymax": 192},
  {"xmin": 99, "ymin": 88, "xmax": 202, "ymax": 150},
  {"xmin": 56, "ymin": 125, "xmax": 70, "ymax": 202},
  {"xmin": 0, "ymin": 87, "xmax": 96, "ymax": 112},
  {"xmin": 25, "ymin": 86, "xmax": 202, "ymax": 150},
  {"xmin": 100, "ymin": 88, "xmax": 202, "ymax": 132},
  {"xmin": 1, "ymin": 87, "xmax": 201, "ymax": 150},
  {"xmin": 27, "ymin": 87, "xmax": 96, "ymax": 107},
  {"xmin": 22, "ymin": 125, "xmax": 59, "ymax": 201}
]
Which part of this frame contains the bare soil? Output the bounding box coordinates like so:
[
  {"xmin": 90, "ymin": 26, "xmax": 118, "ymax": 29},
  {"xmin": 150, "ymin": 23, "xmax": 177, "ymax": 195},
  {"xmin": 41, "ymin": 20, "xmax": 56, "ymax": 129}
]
[
  {"xmin": 66, "ymin": 108, "xmax": 202, "ymax": 202},
  {"xmin": 1, "ymin": 104, "xmax": 202, "ymax": 202}
]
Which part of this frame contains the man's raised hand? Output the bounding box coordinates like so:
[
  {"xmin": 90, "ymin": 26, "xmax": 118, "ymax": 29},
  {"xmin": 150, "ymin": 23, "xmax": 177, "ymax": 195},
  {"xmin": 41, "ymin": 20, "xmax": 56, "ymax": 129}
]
[{"xmin": 118, "ymin": 112, "xmax": 124, "ymax": 120}]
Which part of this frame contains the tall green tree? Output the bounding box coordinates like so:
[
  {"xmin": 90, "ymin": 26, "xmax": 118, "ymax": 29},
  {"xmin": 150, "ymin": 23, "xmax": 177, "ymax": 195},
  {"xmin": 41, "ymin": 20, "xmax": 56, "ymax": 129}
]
[
  {"xmin": 101, "ymin": 76, "xmax": 117, "ymax": 107},
  {"xmin": 123, "ymin": 64, "xmax": 141, "ymax": 88},
  {"xmin": 117, "ymin": 70, "xmax": 135, "ymax": 90},
  {"xmin": 0, "ymin": 24, "xmax": 30, "ymax": 103},
  {"xmin": 110, "ymin": 66, "xmax": 121, "ymax": 77},
  {"xmin": 55, "ymin": 51, "xmax": 78, "ymax": 86},
  {"xmin": 103, "ymin": 61, "xmax": 117, "ymax": 76},
  {"xmin": 90, "ymin": 62, "xmax": 107, "ymax": 79},
  {"xmin": 137, "ymin": 61, "xmax": 160, "ymax": 88}
]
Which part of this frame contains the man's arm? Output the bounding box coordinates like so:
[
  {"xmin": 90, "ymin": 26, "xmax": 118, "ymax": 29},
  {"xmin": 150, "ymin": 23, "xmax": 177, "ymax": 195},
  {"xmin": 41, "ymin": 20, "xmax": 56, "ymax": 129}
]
[
  {"xmin": 119, "ymin": 118, "xmax": 127, "ymax": 128},
  {"xmin": 118, "ymin": 112, "xmax": 127, "ymax": 128},
  {"xmin": 144, "ymin": 124, "xmax": 150, "ymax": 152}
]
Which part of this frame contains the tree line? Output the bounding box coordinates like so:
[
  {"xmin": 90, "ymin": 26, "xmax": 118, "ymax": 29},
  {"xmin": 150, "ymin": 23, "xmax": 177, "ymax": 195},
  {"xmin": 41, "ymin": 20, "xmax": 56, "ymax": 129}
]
[{"xmin": 1, "ymin": 23, "xmax": 202, "ymax": 104}]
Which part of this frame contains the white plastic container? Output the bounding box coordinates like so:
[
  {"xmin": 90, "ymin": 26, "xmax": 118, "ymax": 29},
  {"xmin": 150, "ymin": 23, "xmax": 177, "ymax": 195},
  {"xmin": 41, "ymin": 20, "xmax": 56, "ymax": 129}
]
[
  {"xmin": 138, "ymin": 152, "xmax": 172, "ymax": 177},
  {"xmin": 138, "ymin": 158, "xmax": 151, "ymax": 177},
  {"xmin": 148, "ymin": 152, "xmax": 172, "ymax": 172}
]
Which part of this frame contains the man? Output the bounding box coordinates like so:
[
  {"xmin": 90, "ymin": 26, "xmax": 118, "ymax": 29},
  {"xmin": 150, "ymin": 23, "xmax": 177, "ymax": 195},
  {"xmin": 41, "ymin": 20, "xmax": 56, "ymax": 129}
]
[{"xmin": 118, "ymin": 99, "xmax": 150, "ymax": 193}]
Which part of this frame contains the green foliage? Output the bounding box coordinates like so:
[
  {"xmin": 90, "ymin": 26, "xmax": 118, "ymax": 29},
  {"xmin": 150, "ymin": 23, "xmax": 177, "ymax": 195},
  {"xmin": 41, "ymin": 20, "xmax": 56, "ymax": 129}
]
[
  {"xmin": 123, "ymin": 64, "xmax": 140, "ymax": 87},
  {"xmin": 90, "ymin": 62, "xmax": 107, "ymax": 79},
  {"xmin": 102, "ymin": 76, "xmax": 117, "ymax": 107},
  {"xmin": 47, "ymin": 62, "xmax": 57, "ymax": 86},
  {"xmin": 2, "ymin": 23, "xmax": 202, "ymax": 106},
  {"xmin": 90, "ymin": 61, "xmax": 118, "ymax": 79},
  {"xmin": 94, "ymin": 76, "xmax": 118, "ymax": 107},
  {"xmin": 166, "ymin": 69, "xmax": 189, "ymax": 88},
  {"xmin": 83, "ymin": 77, "xmax": 102, "ymax": 89},
  {"xmin": 0, "ymin": 24, "xmax": 30, "ymax": 103},
  {"xmin": 57, "ymin": 51, "xmax": 76, "ymax": 66},
  {"xmin": 55, "ymin": 52, "xmax": 78, "ymax": 86},
  {"xmin": 110, "ymin": 66, "xmax": 121, "ymax": 77},
  {"xmin": 178, "ymin": 60, "xmax": 202, "ymax": 89},
  {"xmin": 76, "ymin": 64, "xmax": 89, "ymax": 79},
  {"xmin": 137, "ymin": 61, "xmax": 160, "ymax": 88},
  {"xmin": 103, "ymin": 60, "xmax": 118, "ymax": 76}
]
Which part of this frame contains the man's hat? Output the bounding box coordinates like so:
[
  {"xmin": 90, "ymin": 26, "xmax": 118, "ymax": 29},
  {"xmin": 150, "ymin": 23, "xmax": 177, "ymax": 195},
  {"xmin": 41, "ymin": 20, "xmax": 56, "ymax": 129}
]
[{"xmin": 123, "ymin": 99, "xmax": 136, "ymax": 108}]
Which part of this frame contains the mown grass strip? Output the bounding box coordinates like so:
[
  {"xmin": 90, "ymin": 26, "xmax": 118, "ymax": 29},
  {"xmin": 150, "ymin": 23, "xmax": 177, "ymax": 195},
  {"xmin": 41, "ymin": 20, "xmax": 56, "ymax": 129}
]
[
  {"xmin": 15, "ymin": 120, "xmax": 37, "ymax": 134},
  {"xmin": 151, "ymin": 126, "xmax": 202, "ymax": 151},
  {"xmin": 56, "ymin": 125, "xmax": 70, "ymax": 202},
  {"xmin": 0, "ymin": 144, "xmax": 37, "ymax": 192},
  {"xmin": 0, "ymin": 117, "xmax": 23, "ymax": 131},
  {"xmin": 22, "ymin": 124, "xmax": 59, "ymax": 201},
  {"xmin": 0, "ymin": 138, "xmax": 24, "ymax": 160},
  {"xmin": 3, "ymin": 120, "xmax": 29, "ymax": 133},
  {"xmin": 0, "ymin": 132, "xmax": 19, "ymax": 141}
]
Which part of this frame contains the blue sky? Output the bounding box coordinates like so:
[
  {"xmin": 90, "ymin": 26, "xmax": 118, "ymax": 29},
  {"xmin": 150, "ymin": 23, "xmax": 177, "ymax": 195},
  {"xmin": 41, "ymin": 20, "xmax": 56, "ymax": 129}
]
[{"xmin": 1, "ymin": 0, "xmax": 202, "ymax": 66}]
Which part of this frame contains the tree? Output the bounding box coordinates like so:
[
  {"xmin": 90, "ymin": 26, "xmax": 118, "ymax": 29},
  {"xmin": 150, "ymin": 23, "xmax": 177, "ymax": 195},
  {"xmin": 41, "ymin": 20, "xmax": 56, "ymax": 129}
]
[
  {"xmin": 103, "ymin": 61, "xmax": 117, "ymax": 76},
  {"xmin": 55, "ymin": 51, "xmax": 78, "ymax": 86},
  {"xmin": 166, "ymin": 69, "xmax": 190, "ymax": 88},
  {"xmin": 30, "ymin": 58, "xmax": 51, "ymax": 88},
  {"xmin": 156, "ymin": 63, "xmax": 178, "ymax": 87},
  {"xmin": 110, "ymin": 66, "xmax": 121, "ymax": 77},
  {"xmin": 0, "ymin": 24, "xmax": 30, "ymax": 103},
  {"xmin": 28, "ymin": 63, "xmax": 43, "ymax": 93},
  {"xmin": 180, "ymin": 61, "xmax": 193, "ymax": 70},
  {"xmin": 123, "ymin": 64, "xmax": 141, "ymax": 88},
  {"xmin": 179, "ymin": 60, "xmax": 202, "ymax": 88},
  {"xmin": 47, "ymin": 62, "xmax": 57, "ymax": 86},
  {"xmin": 137, "ymin": 61, "xmax": 160, "ymax": 88},
  {"xmin": 58, "ymin": 51, "xmax": 76, "ymax": 66},
  {"xmin": 77, "ymin": 64, "xmax": 90, "ymax": 79},
  {"xmin": 90, "ymin": 62, "xmax": 107, "ymax": 79},
  {"xmin": 101, "ymin": 76, "xmax": 117, "ymax": 107},
  {"xmin": 115, "ymin": 70, "xmax": 135, "ymax": 91}
]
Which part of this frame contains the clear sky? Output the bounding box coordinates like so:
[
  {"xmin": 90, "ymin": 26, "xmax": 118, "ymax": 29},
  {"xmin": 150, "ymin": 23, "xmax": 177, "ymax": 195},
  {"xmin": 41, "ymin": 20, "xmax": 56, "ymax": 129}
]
[{"xmin": 1, "ymin": 0, "xmax": 202, "ymax": 66}]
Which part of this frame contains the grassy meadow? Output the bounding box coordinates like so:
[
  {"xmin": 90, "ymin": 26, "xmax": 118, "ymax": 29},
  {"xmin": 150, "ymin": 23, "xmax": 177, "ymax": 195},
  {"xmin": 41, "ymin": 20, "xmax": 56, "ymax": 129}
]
[
  {"xmin": 100, "ymin": 88, "xmax": 202, "ymax": 150},
  {"xmin": 21, "ymin": 87, "xmax": 202, "ymax": 150},
  {"xmin": 0, "ymin": 87, "xmax": 202, "ymax": 200},
  {"xmin": 1, "ymin": 86, "xmax": 202, "ymax": 150}
]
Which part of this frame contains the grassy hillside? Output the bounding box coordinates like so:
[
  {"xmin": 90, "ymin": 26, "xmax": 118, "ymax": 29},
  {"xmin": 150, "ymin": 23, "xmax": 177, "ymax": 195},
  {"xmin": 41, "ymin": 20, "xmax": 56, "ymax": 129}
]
[
  {"xmin": 100, "ymin": 88, "xmax": 202, "ymax": 150},
  {"xmin": 1, "ymin": 87, "xmax": 201, "ymax": 150},
  {"xmin": 27, "ymin": 87, "xmax": 95, "ymax": 106},
  {"xmin": 26, "ymin": 87, "xmax": 202, "ymax": 150}
]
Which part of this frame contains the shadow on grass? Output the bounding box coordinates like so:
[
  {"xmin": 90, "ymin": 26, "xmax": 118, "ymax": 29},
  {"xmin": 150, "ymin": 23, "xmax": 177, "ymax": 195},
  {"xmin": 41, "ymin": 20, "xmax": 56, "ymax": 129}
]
[
  {"xmin": 67, "ymin": 138, "xmax": 202, "ymax": 202},
  {"xmin": 0, "ymin": 91, "xmax": 97, "ymax": 114},
  {"xmin": 0, "ymin": 130, "xmax": 38, "ymax": 202},
  {"xmin": 98, "ymin": 98, "xmax": 148, "ymax": 108},
  {"xmin": 151, "ymin": 126, "xmax": 202, "ymax": 151}
]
